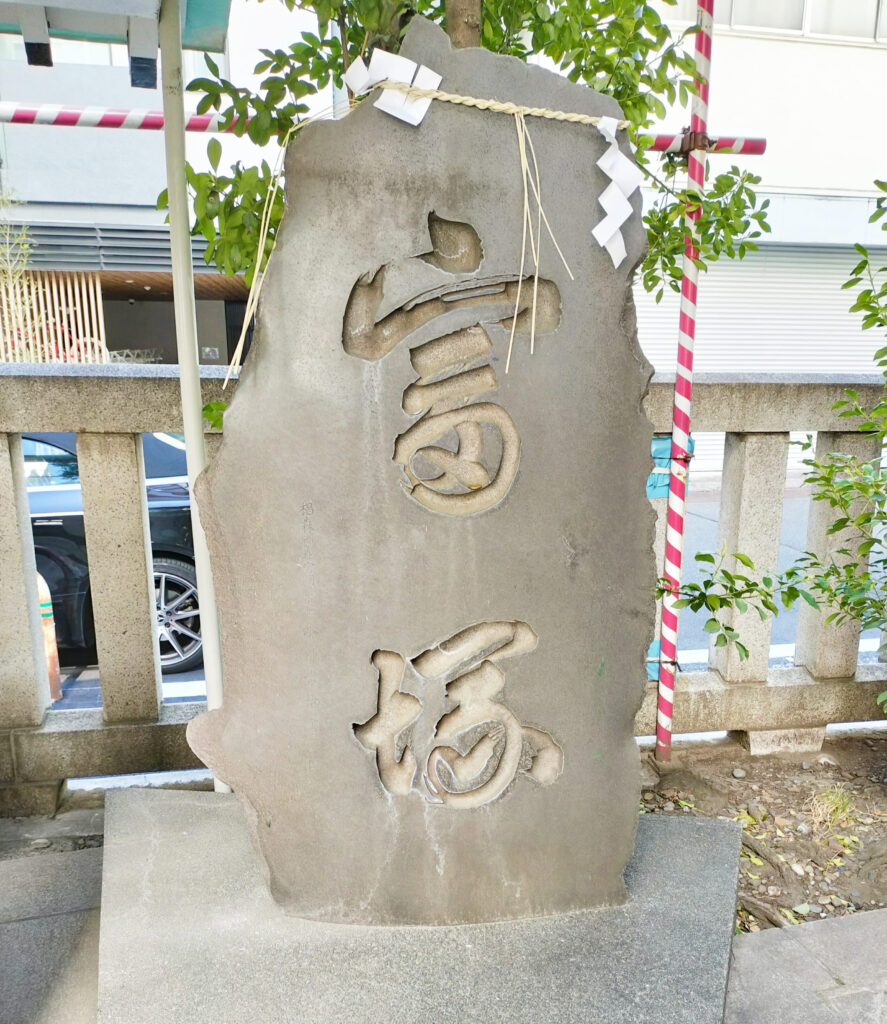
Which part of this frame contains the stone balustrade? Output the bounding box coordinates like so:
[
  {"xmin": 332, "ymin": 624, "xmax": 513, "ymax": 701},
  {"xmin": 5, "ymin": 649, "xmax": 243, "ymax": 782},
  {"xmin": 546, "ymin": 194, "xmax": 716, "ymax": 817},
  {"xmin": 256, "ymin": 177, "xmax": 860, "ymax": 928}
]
[{"xmin": 1, "ymin": 364, "xmax": 885, "ymax": 814}]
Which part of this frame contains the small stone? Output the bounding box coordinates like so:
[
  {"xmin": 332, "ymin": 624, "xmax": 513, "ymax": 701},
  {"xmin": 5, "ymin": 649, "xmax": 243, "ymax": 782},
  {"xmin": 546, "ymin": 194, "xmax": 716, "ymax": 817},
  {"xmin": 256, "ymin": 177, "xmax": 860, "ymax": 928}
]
[
  {"xmin": 817, "ymin": 895, "xmax": 831, "ymax": 906},
  {"xmin": 796, "ymin": 823, "xmax": 810, "ymax": 835},
  {"xmin": 817, "ymin": 754, "xmax": 838, "ymax": 767},
  {"xmin": 801, "ymin": 762, "xmax": 812, "ymax": 771},
  {"xmin": 682, "ymin": 805, "xmax": 691, "ymax": 813},
  {"xmin": 791, "ymin": 863, "xmax": 806, "ymax": 877},
  {"xmin": 732, "ymin": 768, "xmax": 747, "ymax": 779},
  {"xmin": 747, "ymin": 801, "xmax": 767, "ymax": 824},
  {"xmin": 861, "ymin": 817, "xmax": 874, "ymax": 825},
  {"xmin": 767, "ymin": 886, "xmax": 781, "ymax": 897},
  {"xmin": 29, "ymin": 838, "xmax": 51, "ymax": 850},
  {"xmin": 662, "ymin": 801, "xmax": 675, "ymax": 812},
  {"xmin": 642, "ymin": 792, "xmax": 656, "ymax": 802}
]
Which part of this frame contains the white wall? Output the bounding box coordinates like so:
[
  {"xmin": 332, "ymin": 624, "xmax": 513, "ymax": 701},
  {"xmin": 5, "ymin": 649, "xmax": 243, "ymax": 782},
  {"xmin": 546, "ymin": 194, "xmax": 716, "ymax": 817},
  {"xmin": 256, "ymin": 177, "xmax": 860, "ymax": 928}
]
[
  {"xmin": 703, "ymin": 32, "xmax": 887, "ymax": 195},
  {"xmin": 651, "ymin": 10, "xmax": 887, "ymax": 197}
]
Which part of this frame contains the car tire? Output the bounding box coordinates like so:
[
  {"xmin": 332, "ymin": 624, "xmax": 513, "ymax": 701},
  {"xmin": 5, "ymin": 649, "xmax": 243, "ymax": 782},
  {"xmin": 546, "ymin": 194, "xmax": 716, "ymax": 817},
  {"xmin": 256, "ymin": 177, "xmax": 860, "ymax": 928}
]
[{"xmin": 153, "ymin": 557, "xmax": 203, "ymax": 675}]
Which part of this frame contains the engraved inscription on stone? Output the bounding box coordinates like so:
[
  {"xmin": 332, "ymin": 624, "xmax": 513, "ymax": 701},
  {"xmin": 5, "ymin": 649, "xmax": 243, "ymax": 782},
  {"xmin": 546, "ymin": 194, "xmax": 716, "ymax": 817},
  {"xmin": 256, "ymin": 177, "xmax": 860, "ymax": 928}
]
[
  {"xmin": 343, "ymin": 215, "xmax": 561, "ymax": 516},
  {"xmin": 354, "ymin": 620, "xmax": 564, "ymax": 809}
]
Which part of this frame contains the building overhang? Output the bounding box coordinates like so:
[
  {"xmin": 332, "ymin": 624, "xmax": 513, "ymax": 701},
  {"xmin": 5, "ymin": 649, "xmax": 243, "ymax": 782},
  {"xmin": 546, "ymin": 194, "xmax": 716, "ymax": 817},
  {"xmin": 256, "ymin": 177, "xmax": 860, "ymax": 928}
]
[{"xmin": 0, "ymin": 0, "xmax": 230, "ymax": 87}]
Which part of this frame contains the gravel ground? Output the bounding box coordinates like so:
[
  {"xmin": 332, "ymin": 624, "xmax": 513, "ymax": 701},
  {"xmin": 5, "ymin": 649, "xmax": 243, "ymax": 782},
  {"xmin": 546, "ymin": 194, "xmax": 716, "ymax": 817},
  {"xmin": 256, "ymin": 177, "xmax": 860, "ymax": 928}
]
[{"xmin": 642, "ymin": 733, "xmax": 887, "ymax": 931}]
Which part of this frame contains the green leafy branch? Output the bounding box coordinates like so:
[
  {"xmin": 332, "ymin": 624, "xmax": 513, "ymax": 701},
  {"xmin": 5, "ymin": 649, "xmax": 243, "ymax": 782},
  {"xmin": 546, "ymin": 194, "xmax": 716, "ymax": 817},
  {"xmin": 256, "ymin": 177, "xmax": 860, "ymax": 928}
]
[
  {"xmin": 167, "ymin": 0, "xmax": 768, "ymax": 304},
  {"xmin": 663, "ymin": 193, "xmax": 887, "ymax": 709},
  {"xmin": 658, "ymin": 549, "xmax": 818, "ymax": 662}
]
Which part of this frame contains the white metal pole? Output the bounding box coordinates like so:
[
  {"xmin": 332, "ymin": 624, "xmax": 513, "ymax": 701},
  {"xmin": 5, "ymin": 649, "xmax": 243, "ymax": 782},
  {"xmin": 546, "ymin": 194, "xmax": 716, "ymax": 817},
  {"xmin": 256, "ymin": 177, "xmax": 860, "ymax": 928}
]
[
  {"xmin": 158, "ymin": 0, "xmax": 229, "ymax": 793},
  {"xmin": 329, "ymin": 20, "xmax": 349, "ymax": 118}
]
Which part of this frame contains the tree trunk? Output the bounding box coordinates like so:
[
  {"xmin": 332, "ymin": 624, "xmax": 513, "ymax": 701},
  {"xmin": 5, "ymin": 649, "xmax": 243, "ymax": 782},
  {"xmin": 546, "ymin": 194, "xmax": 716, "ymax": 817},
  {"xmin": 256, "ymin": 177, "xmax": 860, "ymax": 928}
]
[{"xmin": 446, "ymin": 0, "xmax": 482, "ymax": 48}]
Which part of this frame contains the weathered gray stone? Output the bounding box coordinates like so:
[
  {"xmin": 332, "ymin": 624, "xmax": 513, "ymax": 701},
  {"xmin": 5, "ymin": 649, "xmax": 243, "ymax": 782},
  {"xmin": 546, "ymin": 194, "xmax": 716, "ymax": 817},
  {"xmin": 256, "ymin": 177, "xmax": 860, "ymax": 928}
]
[
  {"xmin": 188, "ymin": 18, "xmax": 653, "ymax": 925},
  {"xmin": 10, "ymin": 704, "xmax": 204, "ymax": 783},
  {"xmin": 97, "ymin": 788, "xmax": 740, "ymax": 1024},
  {"xmin": 0, "ymin": 434, "xmax": 51, "ymax": 729},
  {"xmin": 726, "ymin": 907, "xmax": 887, "ymax": 1023},
  {"xmin": 0, "ymin": 734, "xmax": 13, "ymax": 784},
  {"xmin": 736, "ymin": 726, "xmax": 826, "ymax": 756},
  {"xmin": 0, "ymin": 848, "xmax": 102, "ymax": 1024},
  {"xmin": 634, "ymin": 666, "xmax": 887, "ymax": 736},
  {"xmin": 1, "ymin": 363, "xmax": 883, "ymax": 435},
  {"xmin": 796, "ymin": 430, "xmax": 882, "ymax": 680},
  {"xmin": 0, "ymin": 847, "xmax": 103, "ymax": 923},
  {"xmin": 77, "ymin": 433, "xmax": 161, "ymax": 722},
  {"xmin": 1, "ymin": 911, "xmax": 99, "ymax": 1024},
  {"xmin": 0, "ymin": 781, "xmax": 60, "ymax": 817},
  {"xmin": 710, "ymin": 432, "xmax": 788, "ymax": 684}
]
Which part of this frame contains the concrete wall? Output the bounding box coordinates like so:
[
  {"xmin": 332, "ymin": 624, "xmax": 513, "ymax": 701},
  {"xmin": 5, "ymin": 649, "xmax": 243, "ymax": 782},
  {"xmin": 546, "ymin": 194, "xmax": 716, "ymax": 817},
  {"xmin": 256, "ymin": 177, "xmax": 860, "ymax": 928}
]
[
  {"xmin": 103, "ymin": 300, "xmax": 228, "ymax": 364},
  {"xmin": 0, "ymin": 366, "xmax": 885, "ymax": 814}
]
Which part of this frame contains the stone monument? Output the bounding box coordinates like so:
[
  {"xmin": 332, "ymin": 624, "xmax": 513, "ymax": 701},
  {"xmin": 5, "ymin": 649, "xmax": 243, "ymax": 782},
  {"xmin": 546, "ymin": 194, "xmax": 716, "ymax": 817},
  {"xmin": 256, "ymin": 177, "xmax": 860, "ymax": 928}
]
[
  {"xmin": 187, "ymin": 16, "xmax": 654, "ymax": 926},
  {"xmin": 94, "ymin": 20, "xmax": 742, "ymax": 1024}
]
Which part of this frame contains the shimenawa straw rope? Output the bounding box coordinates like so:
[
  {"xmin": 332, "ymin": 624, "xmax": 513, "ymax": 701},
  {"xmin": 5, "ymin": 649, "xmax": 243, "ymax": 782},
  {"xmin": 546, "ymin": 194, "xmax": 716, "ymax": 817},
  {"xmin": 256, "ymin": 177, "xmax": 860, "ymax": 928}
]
[
  {"xmin": 226, "ymin": 82, "xmax": 626, "ymax": 384},
  {"xmin": 379, "ymin": 80, "xmax": 632, "ymax": 130}
]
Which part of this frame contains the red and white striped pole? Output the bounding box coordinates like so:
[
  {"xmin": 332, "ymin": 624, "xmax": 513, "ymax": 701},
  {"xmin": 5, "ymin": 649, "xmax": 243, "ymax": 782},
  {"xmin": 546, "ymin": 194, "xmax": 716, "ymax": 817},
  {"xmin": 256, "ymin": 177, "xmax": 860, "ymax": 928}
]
[
  {"xmin": 650, "ymin": 133, "xmax": 764, "ymax": 156},
  {"xmin": 655, "ymin": 0, "xmax": 713, "ymax": 761},
  {"xmin": 0, "ymin": 100, "xmax": 763, "ymax": 154}
]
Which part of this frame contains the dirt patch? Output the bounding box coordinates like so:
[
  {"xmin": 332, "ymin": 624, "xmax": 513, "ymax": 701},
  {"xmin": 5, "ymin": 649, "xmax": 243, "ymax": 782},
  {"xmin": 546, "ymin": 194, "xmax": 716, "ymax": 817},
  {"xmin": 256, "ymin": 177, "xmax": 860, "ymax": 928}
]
[{"xmin": 641, "ymin": 734, "xmax": 887, "ymax": 931}]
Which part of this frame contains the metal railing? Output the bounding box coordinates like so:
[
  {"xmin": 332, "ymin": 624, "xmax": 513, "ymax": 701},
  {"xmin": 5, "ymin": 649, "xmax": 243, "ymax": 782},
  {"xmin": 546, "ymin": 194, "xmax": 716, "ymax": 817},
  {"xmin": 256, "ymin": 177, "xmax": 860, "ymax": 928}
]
[{"xmin": 1, "ymin": 365, "xmax": 885, "ymax": 814}]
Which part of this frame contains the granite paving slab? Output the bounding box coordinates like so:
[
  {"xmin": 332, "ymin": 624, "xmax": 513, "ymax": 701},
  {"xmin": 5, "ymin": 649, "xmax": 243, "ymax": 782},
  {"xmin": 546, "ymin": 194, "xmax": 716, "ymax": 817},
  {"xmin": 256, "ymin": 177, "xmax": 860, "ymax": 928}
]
[
  {"xmin": 726, "ymin": 907, "xmax": 887, "ymax": 1023},
  {"xmin": 97, "ymin": 789, "xmax": 741, "ymax": 1024},
  {"xmin": 0, "ymin": 848, "xmax": 102, "ymax": 1024}
]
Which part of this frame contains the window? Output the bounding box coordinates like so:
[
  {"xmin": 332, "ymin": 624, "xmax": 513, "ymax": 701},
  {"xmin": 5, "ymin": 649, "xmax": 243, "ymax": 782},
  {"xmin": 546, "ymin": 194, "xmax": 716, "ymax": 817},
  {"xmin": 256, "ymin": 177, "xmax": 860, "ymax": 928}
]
[
  {"xmin": 22, "ymin": 438, "xmax": 79, "ymax": 487},
  {"xmin": 672, "ymin": 0, "xmax": 887, "ymax": 43},
  {"xmin": 733, "ymin": 0, "xmax": 804, "ymax": 32},
  {"xmin": 809, "ymin": 0, "xmax": 879, "ymax": 38}
]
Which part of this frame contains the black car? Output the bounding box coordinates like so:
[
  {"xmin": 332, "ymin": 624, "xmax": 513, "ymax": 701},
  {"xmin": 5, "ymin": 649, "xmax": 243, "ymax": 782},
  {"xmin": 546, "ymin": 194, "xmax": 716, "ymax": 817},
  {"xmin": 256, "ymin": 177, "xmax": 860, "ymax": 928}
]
[{"xmin": 24, "ymin": 432, "xmax": 203, "ymax": 674}]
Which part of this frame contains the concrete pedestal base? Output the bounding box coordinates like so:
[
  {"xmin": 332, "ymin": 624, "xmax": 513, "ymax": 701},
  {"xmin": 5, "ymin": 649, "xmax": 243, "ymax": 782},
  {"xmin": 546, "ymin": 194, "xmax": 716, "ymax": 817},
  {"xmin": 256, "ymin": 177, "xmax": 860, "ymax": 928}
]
[
  {"xmin": 734, "ymin": 727, "xmax": 827, "ymax": 756},
  {"xmin": 97, "ymin": 790, "xmax": 741, "ymax": 1024}
]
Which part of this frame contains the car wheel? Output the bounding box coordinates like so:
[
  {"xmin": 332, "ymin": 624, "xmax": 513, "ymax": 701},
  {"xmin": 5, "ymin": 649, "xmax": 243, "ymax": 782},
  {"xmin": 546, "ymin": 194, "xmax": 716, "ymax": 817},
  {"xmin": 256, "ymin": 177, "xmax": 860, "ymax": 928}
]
[{"xmin": 153, "ymin": 557, "xmax": 203, "ymax": 674}]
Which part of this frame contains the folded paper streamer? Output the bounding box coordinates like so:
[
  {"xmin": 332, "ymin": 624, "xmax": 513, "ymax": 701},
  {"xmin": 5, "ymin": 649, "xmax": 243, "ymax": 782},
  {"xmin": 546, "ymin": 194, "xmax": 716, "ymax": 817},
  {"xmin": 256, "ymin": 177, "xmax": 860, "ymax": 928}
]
[
  {"xmin": 591, "ymin": 115, "xmax": 644, "ymax": 269},
  {"xmin": 343, "ymin": 49, "xmax": 442, "ymax": 126},
  {"xmin": 344, "ymin": 56, "xmax": 639, "ymax": 269}
]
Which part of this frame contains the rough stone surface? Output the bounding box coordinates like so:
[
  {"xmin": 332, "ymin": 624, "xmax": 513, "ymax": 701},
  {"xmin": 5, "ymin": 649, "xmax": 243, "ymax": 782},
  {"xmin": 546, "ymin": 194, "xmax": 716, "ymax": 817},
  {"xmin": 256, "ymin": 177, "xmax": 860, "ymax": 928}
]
[
  {"xmin": 97, "ymin": 788, "xmax": 740, "ymax": 1024},
  {"xmin": 710, "ymin": 433, "xmax": 788, "ymax": 684},
  {"xmin": 0, "ymin": 781, "xmax": 61, "ymax": 817},
  {"xmin": 1, "ymin": 911, "xmax": 100, "ymax": 1024},
  {"xmin": 0, "ymin": 433, "xmax": 50, "ymax": 729},
  {"xmin": 634, "ymin": 666, "xmax": 887, "ymax": 736},
  {"xmin": 796, "ymin": 431, "xmax": 882, "ymax": 681},
  {"xmin": 1, "ymin": 363, "xmax": 882, "ymax": 435},
  {"xmin": 0, "ymin": 735, "xmax": 14, "ymax": 784},
  {"xmin": 187, "ymin": 18, "xmax": 653, "ymax": 925},
  {"xmin": 0, "ymin": 849, "xmax": 102, "ymax": 1024},
  {"xmin": 737, "ymin": 726, "xmax": 827, "ymax": 756},
  {"xmin": 10, "ymin": 703, "xmax": 203, "ymax": 782},
  {"xmin": 77, "ymin": 432, "xmax": 161, "ymax": 722},
  {"xmin": 726, "ymin": 908, "xmax": 887, "ymax": 1023},
  {"xmin": 0, "ymin": 847, "xmax": 102, "ymax": 922}
]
